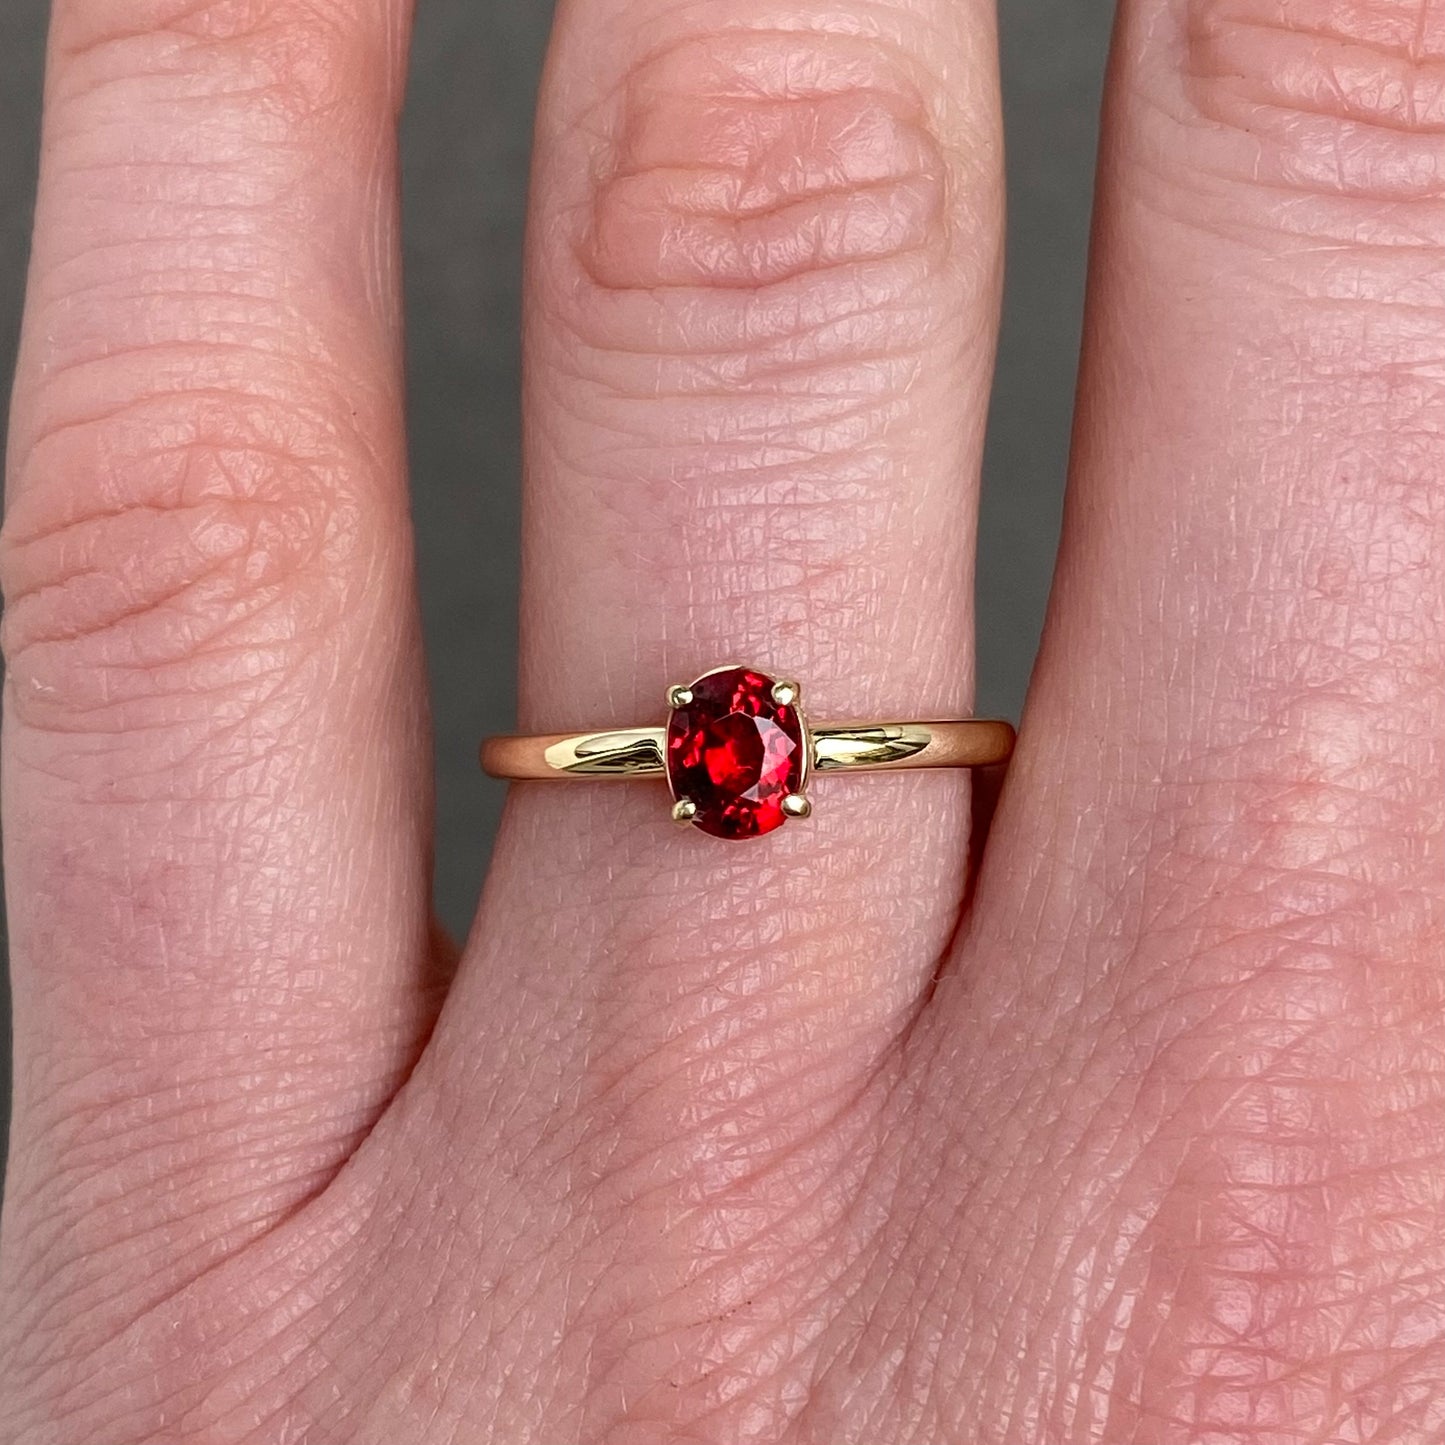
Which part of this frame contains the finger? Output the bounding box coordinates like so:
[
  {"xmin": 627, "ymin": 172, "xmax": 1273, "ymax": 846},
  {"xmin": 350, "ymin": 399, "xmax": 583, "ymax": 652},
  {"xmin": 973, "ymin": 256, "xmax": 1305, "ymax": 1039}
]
[
  {"xmin": 345, "ymin": 0, "xmax": 1004, "ymax": 1422},
  {"xmin": 502, "ymin": 5, "xmax": 999, "ymax": 1019},
  {"xmin": 916, "ymin": 0, "xmax": 1445, "ymax": 1433},
  {"xmin": 0, "ymin": 0, "xmax": 431, "ymax": 1338}
]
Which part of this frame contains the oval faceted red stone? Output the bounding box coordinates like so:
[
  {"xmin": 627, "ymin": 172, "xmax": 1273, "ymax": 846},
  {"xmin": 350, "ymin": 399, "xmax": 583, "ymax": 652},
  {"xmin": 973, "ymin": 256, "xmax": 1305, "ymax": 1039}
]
[{"xmin": 666, "ymin": 668, "xmax": 805, "ymax": 840}]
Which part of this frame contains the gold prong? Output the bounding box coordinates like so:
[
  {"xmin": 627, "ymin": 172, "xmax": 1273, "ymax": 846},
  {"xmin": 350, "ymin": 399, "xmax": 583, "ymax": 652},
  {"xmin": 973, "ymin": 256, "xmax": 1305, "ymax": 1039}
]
[
  {"xmin": 672, "ymin": 798, "xmax": 699, "ymax": 825},
  {"xmin": 781, "ymin": 793, "xmax": 812, "ymax": 820},
  {"xmin": 667, "ymin": 684, "xmax": 694, "ymax": 709},
  {"xmin": 772, "ymin": 680, "xmax": 800, "ymax": 707}
]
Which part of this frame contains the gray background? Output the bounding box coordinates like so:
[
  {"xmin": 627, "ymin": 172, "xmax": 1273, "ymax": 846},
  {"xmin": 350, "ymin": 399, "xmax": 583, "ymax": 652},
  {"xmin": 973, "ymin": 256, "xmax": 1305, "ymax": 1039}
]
[{"xmin": 0, "ymin": 4, "xmax": 1112, "ymax": 1176}]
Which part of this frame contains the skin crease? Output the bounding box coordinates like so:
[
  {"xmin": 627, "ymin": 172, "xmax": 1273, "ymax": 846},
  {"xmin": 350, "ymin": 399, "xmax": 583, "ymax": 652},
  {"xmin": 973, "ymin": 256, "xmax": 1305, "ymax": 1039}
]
[{"xmin": 1, "ymin": 0, "xmax": 1444, "ymax": 1443}]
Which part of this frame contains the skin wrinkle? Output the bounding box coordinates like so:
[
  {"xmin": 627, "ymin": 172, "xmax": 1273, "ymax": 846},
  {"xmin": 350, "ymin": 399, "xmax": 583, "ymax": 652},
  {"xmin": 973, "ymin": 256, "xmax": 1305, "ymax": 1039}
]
[
  {"xmin": 546, "ymin": 343, "xmax": 930, "ymax": 434},
  {"xmin": 77, "ymin": 1196, "xmax": 384, "ymax": 1437},
  {"xmin": 547, "ymin": 247, "xmax": 946, "ymax": 361},
  {"xmin": 0, "ymin": 377, "xmax": 400, "ymax": 743},
  {"xmin": 8, "ymin": 1124, "xmax": 380, "ymax": 1406},
  {"xmin": 54, "ymin": 0, "xmax": 406, "ymax": 132},
  {"xmin": 1170, "ymin": 0, "xmax": 1445, "ymax": 203},
  {"xmin": 20, "ymin": 1156, "xmax": 345, "ymax": 1346}
]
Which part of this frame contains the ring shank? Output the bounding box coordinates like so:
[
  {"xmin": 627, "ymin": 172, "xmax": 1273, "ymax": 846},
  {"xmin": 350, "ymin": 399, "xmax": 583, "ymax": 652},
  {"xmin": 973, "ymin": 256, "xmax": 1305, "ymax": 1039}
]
[{"xmin": 480, "ymin": 720, "xmax": 1015, "ymax": 782}]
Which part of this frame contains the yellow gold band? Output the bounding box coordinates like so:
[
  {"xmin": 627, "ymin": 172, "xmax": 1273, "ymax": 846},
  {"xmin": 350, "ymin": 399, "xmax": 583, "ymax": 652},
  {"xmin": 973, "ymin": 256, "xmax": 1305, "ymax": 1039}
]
[{"xmin": 481, "ymin": 719, "xmax": 1016, "ymax": 782}]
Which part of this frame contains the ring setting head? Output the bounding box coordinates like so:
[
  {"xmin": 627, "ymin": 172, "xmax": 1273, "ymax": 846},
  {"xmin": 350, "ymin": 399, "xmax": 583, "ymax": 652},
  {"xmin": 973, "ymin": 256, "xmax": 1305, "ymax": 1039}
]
[{"xmin": 665, "ymin": 666, "xmax": 810, "ymax": 841}]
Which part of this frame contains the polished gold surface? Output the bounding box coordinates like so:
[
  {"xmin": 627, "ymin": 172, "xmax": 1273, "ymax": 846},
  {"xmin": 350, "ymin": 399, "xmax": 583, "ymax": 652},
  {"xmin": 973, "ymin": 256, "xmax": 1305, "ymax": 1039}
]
[
  {"xmin": 811, "ymin": 720, "xmax": 1017, "ymax": 772},
  {"xmin": 481, "ymin": 727, "xmax": 668, "ymax": 780},
  {"xmin": 481, "ymin": 719, "xmax": 1015, "ymax": 781}
]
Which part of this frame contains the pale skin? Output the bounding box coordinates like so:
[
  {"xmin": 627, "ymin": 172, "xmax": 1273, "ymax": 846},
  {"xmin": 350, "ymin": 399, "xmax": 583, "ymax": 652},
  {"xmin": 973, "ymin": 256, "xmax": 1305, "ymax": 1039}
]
[{"xmin": 2, "ymin": 0, "xmax": 1444, "ymax": 1440}]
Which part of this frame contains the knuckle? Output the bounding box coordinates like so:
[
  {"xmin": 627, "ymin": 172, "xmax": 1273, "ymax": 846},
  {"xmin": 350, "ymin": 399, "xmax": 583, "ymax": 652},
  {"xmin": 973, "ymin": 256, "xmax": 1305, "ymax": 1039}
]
[
  {"xmin": 55, "ymin": 0, "xmax": 392, "ymax": 129},
  {"xmin": 1185, "ymin": 0, "xmax": 1445, "ymax": 205},
  {"xmin": 0, "ymin": 383, "xmax": 376, "ymax": 738},
  {"xmin": 579, "ymin": 30, "xmax": 952, "ymax": 293},
  {"xmin": 547, "ymin": 24, "xmax": 990, "ymax": 338}
]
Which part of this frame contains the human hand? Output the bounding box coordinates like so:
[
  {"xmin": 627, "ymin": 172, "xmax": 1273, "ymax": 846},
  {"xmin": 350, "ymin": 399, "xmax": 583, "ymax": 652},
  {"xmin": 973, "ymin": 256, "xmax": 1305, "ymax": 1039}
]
[{"xmin": 3, "ymin": 1, "xmax": 1443, "ymax": 1441}]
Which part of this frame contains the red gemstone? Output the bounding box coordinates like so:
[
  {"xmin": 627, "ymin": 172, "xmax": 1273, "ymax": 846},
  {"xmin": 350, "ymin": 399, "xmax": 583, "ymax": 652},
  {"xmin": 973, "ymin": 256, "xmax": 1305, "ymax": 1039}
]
[{"xmin": 666, "ymin": 667, "xmax": 805, "ymax": 840}]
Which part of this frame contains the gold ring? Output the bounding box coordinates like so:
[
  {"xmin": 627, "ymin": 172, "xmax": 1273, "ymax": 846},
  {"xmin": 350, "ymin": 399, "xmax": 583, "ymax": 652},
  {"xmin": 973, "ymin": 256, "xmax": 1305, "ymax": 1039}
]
[{"xmin": 481, "ymin": 665, "xmax": 1016, "ymax": 841}]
